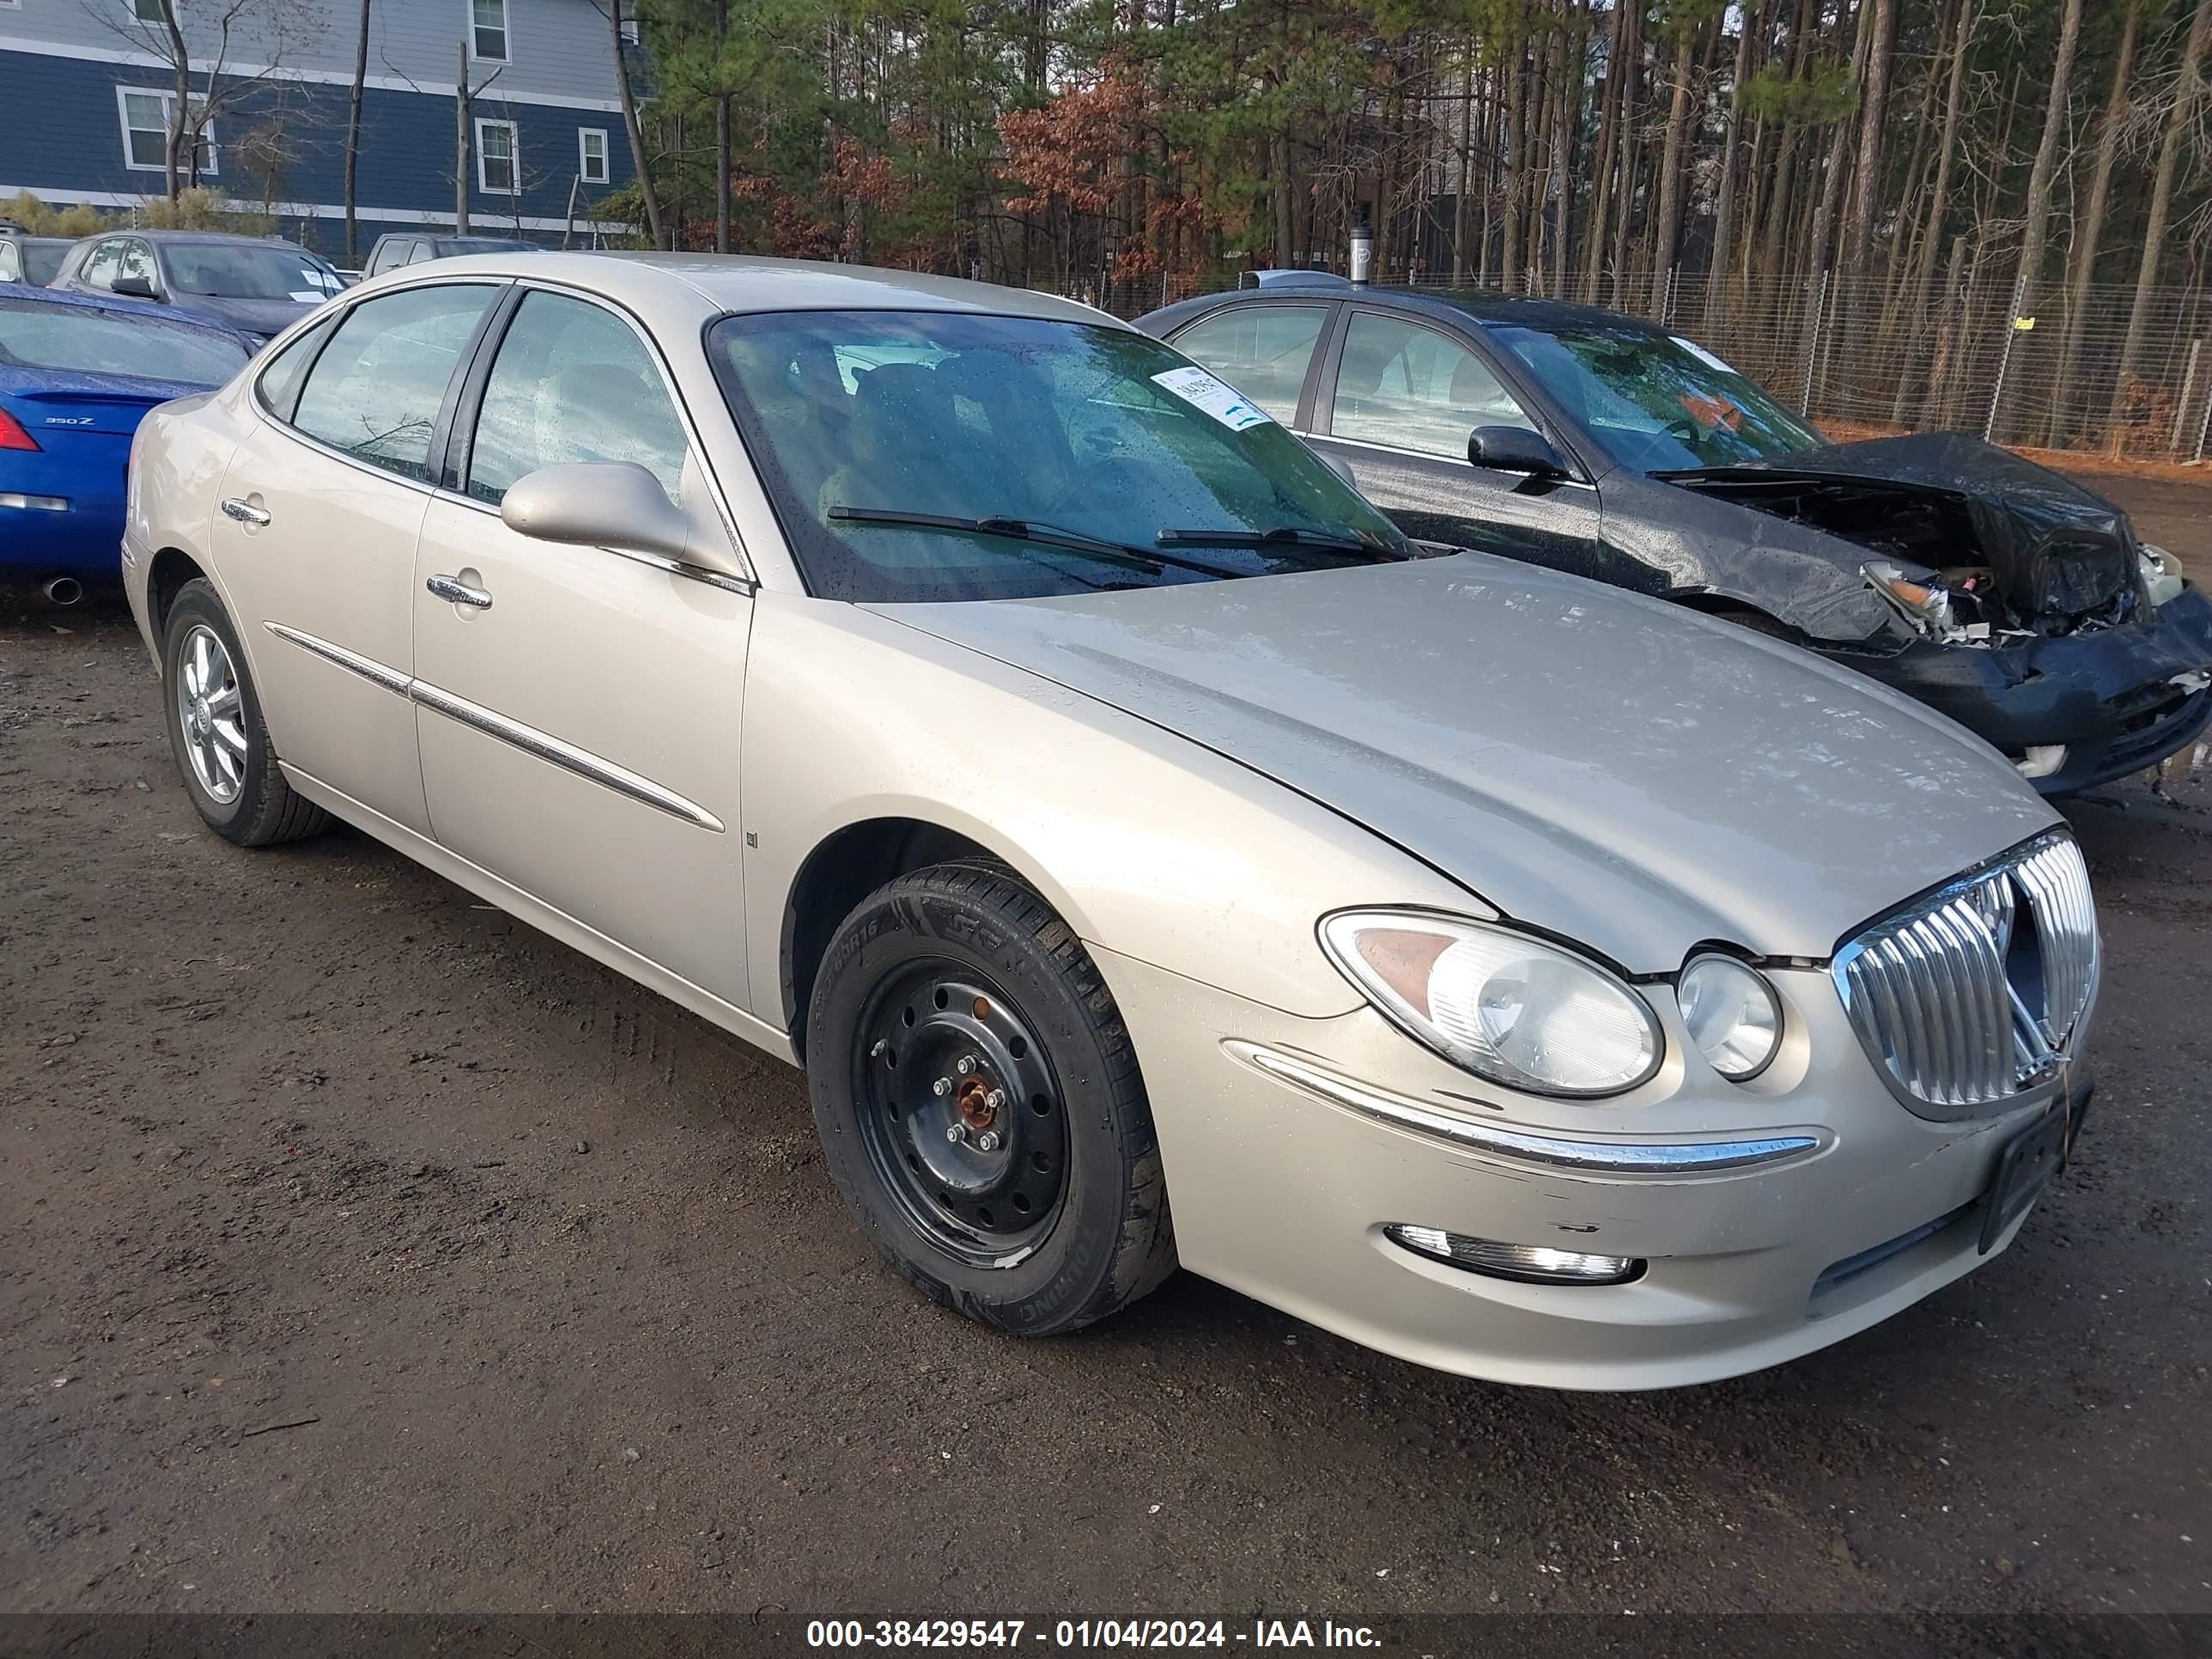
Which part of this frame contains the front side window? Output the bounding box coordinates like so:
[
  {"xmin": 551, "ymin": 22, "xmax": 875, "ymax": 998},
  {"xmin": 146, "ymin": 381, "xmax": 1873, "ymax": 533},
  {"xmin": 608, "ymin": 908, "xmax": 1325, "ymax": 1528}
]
[
  {"xmin": 477, "ymin": 120, "xmax": 519, "ymax": 195},
  {"xmin": 0, "ymin": 297, "xmax": 249, "ymax": 384},
  {"xmin": 708, "ymin": 308, "xmax": 1408, "ymax": 603},
  {"xmin": 1492, "ymin": 322, "xmax": 1824, "ymax": 472},
  {"xmin": 1331, "ymin": 313, "xmax": 1534, "ymax": 459},
  {"xmin": 471, "ymin": 0, "xmax": 508, "ymax": 60},
  {"xmin": 1169, "ymin": 304, "xmax": 1328, "ymax": 424},
  {"xmin": 464, "ymin": 289, "xmax": 688, "ymax": 507},
  {"xmin": 579, "ymin": 128, "xmax": 609, "ymax": 185},
  {"xmin": 289, "ymin": 283, "xmax": 498, "ymax": 481},
  {"xmin": 118, "ymin": 88, "xmax": 214, "ymax": 176},
  {"xmin": 115, "ymin": 240, "xmax": 159, "ymax": 292},
  {"xmin": 79, "ymin": 240, "xmax": 125, "ymax": 290}
]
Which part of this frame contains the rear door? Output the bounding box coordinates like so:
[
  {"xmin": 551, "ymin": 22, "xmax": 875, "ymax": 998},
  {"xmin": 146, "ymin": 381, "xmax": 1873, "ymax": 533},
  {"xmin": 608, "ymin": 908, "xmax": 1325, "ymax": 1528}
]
[
  {"xmin": 210, "ymin": 279, "xmax": 505, "ymax": 835},
  {"xmin": 410, "ymin": 283, "xmax": 753, "ymax": 1005},
  {"xmin": 1308, "ymin": 308, "xmax": 1602, "ymax": 569}
]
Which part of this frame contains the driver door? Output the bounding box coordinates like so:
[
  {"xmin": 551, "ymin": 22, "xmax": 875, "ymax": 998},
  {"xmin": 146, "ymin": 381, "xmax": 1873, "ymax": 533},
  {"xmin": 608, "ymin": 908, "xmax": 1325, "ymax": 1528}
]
[{"xmin": 1308, "ymin": 309, "xmax": 1602, "ymax": 573}]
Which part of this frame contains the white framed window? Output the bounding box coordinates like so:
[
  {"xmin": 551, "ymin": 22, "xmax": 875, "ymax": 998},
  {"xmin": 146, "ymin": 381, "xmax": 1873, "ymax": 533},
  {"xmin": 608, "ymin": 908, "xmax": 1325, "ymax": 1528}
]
[
  {"xmin": 117, "ymin": 87, "xmax": 216, "ymax": 176},
  {"xmin": 619, "ymin": 16, "xmax": 640, "ymax": 45},
  {"xmin": 475, "ymin": 118, "xmax": 520, "ymax": 195},
  {"xmin": 578, "ymin": 127, "xmax": 609, "ymax": 185},
  {"xmin": 131, "ymin": 0, "xmax": 165, "ymax": 21},
  {"xmin": 469, "ymin": 0, "xmax": 508, "ymax": 61}
]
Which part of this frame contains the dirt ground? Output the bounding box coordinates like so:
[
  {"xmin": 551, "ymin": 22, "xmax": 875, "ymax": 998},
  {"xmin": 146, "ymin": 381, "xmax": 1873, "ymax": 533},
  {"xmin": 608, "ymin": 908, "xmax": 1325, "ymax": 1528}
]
[{"xmin": 3, "ymin": 471, "xmax": 2209, "ymax": 1624}]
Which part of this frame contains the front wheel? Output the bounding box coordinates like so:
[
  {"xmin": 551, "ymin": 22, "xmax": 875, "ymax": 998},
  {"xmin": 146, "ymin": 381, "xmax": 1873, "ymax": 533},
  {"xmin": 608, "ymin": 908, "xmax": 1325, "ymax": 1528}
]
[{"xmin": 806, "ymin": 862, "xmax": 1176, "ymax": 1334}]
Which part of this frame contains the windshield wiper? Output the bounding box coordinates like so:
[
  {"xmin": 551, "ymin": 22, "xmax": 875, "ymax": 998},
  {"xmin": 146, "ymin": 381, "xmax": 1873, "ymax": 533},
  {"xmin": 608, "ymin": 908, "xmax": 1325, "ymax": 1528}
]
[
  {"xmin": 1155, "ymin": 525, "xmax": 1404, "ymax": 562},
  {"xmin": 827, "ymin": 507, "xmax": 1245, "ymax": 580}
]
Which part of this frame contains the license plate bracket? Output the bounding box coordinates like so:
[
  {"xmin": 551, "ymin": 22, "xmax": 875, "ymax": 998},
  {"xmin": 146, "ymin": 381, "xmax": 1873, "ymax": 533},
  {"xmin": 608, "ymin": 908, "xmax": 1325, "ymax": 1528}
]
[{"xmin": 1978, "ymin": 1103, "xmax": 2069, "ymax": 1255}]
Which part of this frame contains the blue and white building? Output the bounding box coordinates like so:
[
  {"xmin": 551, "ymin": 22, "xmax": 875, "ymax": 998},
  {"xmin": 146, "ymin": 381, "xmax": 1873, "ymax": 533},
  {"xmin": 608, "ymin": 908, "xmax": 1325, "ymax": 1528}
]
[{"xmin": 0, "ymin": 0, "xmax": 636, "ymax": 258}]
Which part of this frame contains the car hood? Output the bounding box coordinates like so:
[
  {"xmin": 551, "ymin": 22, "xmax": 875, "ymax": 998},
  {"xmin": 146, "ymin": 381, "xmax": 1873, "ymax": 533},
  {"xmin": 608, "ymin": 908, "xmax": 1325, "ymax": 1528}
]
[
  {"xmin": 870, "ymin": 555, "xmax": 2061, "ymax": 969},
  {"xmin": 173, "ymin": 294, "xmax": 319, "ymax": 339},
  {"xmin": 1661, "ymin": 433, "xmax": 2140, "ymax": 634}
]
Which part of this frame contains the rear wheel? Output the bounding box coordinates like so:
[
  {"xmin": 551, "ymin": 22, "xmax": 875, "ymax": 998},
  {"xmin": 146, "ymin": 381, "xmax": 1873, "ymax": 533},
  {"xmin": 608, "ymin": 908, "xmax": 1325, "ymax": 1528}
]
[
  {"xmin": 161, "ymin": 579, "xmax": 329, "ymax": 847},
  {"xmin": 806, "ymin": 861, "xmax": 1176, "ymax": 1334}
]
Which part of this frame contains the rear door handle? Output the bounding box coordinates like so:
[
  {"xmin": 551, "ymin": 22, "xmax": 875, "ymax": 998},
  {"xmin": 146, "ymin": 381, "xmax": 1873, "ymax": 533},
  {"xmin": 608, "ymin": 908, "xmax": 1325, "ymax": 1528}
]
[
  {"xmin": 220, "ymin": 497, "xmax": 270, "ymax": 526},
  {"xmin": 425, "ymin": 573, "xmax": 494, "ymax": 610}
]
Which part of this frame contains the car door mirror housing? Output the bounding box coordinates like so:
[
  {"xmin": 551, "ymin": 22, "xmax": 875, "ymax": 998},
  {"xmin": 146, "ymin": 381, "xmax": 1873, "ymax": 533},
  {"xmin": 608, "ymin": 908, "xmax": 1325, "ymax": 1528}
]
[
  {"xmin": 500, "ymin": 461, "xmax": 746, "ymax": 580},
  {"xmin": 112, "ymin": 273, "xmax": 161, "ymax": 301},
  {"xmin": 1312, "ymin": 447, "xmax": 1360, "ymax": 494},
  {"xmin": 1468, "ymin": 425, "xmax": 1568, "ymax": 478}
]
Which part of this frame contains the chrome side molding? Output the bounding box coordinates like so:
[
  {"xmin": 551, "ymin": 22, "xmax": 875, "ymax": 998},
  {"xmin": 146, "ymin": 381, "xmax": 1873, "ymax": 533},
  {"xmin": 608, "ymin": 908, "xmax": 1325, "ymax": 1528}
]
[
  {"xmin": 262, "ymin": 621, "xmax": 725, "ymax": 833},
  {"xmin": 1226, "ymin": 1042, "xmax": 1828, "ymax": 1176}
]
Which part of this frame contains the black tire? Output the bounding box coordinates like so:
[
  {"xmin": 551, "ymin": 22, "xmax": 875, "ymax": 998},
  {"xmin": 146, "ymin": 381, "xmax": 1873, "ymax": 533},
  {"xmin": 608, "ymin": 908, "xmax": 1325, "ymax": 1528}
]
[
  {"xmin": 161, "ymin": 578, "xmax": 330, "ymax": 847},
  {"xmin": 806, "ymin": 861, "xmax": 1176, "ymax": 1334}
]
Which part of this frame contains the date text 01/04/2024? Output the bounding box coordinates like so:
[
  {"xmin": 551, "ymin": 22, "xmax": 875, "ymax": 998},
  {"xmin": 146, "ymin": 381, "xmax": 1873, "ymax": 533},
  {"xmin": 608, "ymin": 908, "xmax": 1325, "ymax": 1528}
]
[{"xmin": 804, "ymin": 1620, "xmax": 1385, "ymax": 1649}]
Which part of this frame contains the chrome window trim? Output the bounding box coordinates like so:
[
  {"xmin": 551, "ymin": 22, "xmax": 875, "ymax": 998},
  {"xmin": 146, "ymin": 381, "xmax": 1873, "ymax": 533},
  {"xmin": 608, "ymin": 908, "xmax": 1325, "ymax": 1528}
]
[
  {"xmin": 1316, "ymin": 430, "xmax": 1599, "ymax": 489},
  {"xmin": 262, "ymin": 623, "xmax": 726, "ymax": 833},
  {"xmin": 1226, "ymin": 1042, "xmax": 1828, "ymax": 1178}
]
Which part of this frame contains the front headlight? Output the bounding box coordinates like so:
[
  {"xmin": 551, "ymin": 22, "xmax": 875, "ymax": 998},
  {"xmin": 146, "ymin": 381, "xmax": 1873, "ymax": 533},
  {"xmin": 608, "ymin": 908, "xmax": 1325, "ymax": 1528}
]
[
  {"xmin": 1319, "ymin": 910, "xmax": 1662, "ymax": 1097},
  {"xmin": 1676, "ymin": 954, "xmax": 1783, "ymax": 1080},
  {"xmin": 2141, "ymin": 544, "xmax": 2185, "ymax": 609}
]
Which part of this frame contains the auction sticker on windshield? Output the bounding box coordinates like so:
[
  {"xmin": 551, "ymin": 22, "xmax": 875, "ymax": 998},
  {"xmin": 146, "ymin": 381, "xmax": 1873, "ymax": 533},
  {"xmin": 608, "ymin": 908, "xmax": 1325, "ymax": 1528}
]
[{"xmin": 1152, "ymin": 365, "xmax": 1272, "ymax": 430}]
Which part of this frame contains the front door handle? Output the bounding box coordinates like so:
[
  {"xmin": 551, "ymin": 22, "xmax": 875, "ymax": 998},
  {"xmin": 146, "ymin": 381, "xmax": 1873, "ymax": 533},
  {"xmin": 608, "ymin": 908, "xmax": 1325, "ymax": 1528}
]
[
  {"xmin": 426, "ymin": 573, "xmax": 493, "ymax": 610},
  {"xmin": 220, "ymin": 496, "xmax": 270, "ymax": 526}
]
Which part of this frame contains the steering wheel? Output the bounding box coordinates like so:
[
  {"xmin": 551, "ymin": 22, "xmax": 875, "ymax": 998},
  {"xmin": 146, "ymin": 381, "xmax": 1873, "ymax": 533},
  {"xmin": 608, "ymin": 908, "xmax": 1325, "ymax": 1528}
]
[
  {"xmin": 1043, "ymin": 459, "xmax": 1140, "ymax": 520},
  {"xmin": 1662, "ymin": 417, "xmax": 1703, "ymax": 445}
]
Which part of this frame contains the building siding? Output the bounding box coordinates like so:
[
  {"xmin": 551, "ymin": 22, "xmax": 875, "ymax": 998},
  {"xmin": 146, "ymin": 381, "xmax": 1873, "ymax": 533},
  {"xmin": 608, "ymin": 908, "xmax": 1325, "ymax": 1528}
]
[
  {"xmin": 0, "ymin": 0, "xmax": 623, "ymax": 107},
  {"xmin": 0, "ymin": 46, "xmax": 633, "ymax": 257}
]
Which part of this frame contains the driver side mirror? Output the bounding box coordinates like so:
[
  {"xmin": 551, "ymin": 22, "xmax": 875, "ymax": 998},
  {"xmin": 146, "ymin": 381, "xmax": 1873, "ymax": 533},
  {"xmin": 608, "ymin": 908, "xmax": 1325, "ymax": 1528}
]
[
  {"xmin": 112, "ymin": 273, "xmax": 161, "ymax": 301},
  {"xmin": 1468, "ymin": 425, "xmax": 1568, "ymax": 479},
  {"xmin": 499, "ymin": 459, "xmax": 749, "ymax": 582}
]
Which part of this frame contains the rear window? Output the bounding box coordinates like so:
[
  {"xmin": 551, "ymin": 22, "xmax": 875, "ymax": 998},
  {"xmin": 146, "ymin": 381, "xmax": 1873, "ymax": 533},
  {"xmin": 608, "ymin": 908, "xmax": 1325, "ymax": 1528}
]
[
  {"xmin": 0, "ymin": 298, "xmax": 248, "ymax": 385},
  {"xmin": 23, "ymin": 243, "xmax": 67, "ymax": 286}
]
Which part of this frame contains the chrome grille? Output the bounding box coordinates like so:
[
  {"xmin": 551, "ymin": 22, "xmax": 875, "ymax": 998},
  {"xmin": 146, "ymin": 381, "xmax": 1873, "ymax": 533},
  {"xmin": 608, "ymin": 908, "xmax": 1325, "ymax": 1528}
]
[{"xmin": 1835, "ymin": 834, "xmax": 2099, "ymax": 1111}]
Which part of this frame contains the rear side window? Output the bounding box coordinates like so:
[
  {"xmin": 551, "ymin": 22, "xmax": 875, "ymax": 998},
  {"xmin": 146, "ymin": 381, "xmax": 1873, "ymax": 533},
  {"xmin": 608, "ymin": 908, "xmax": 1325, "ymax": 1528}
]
[
  {"xmin": 290, "ymin": 283, "xmax": 498, "ymax": 481},
  {"xmin": 1169, "ymin": 304, "xmax": 1328, "ymax": 424},
  {"xmin": 462, "ymin": 289, "xmax": 689, "ymax": 507},
  {"xmin": 255, "ymin": 315, "xmax": 337, "ymax": 419}
]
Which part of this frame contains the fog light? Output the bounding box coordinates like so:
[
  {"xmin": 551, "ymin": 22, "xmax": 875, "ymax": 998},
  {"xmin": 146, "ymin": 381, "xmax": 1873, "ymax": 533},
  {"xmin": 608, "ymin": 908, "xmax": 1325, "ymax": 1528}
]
[{"xmin": 1385, "ymin": 1224, "xmax": 1643, "ymax": 1285}]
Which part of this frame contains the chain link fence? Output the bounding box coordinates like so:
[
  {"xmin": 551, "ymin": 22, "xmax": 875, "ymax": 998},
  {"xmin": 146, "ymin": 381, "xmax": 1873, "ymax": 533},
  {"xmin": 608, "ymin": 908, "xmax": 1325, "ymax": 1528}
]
[{"xmin": 1034, "ymin": 269, "xmax": 2212, "ymax": 465}]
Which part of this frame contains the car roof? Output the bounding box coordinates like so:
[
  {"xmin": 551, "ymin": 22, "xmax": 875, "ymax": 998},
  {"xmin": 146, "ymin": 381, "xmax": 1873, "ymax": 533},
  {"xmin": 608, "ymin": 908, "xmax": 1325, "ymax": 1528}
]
[
  {"xmin": 0, "ymin": 277, "xmax": 256, "ymax": 339},
  {"xmin": 1150, "ymin": 283, "xmax": 1671, "ymax": 343},
  {"xmin": 76, "ymin": 229, "xmax": 324, "ymax": 253},
  {"xmin": 387, "ymin": 251, "xmax": 1133, "ymax": 328}
]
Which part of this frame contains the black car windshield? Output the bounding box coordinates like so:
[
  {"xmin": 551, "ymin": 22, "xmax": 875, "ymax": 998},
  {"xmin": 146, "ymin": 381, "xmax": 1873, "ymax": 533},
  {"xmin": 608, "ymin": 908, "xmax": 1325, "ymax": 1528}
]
[
  {"xmin": 707, "ymin": 309, "xmax": 1409, "ymax": 602},
  {"xmin": 1490, "ymin": 321, "xmax": 1824, "ymax": 472},
  {"xmin": 0, "ymin": 298, "xmax": 247, "ymax": 383},
  {"xmin": 23, "ymin": 243, "xmax": 67, "ymax": 285},
  {"xmin": 167, "ymin": 244, "xmax": 338, "ymax": 301}
]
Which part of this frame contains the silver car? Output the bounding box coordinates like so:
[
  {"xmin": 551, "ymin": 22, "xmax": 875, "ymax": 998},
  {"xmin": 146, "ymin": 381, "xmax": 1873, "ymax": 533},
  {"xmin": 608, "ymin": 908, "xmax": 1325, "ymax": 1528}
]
[{"xmin": 123, "ymin": 254, "xmax": 2098, "ymax": 1390}]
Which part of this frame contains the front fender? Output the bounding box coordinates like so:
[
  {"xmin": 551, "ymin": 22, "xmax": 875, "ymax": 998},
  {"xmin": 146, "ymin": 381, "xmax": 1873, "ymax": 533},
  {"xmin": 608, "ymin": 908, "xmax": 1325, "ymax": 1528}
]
[{"xmin": 739, "ymin": 593, "xmax": 1496, "ymax": 1022}]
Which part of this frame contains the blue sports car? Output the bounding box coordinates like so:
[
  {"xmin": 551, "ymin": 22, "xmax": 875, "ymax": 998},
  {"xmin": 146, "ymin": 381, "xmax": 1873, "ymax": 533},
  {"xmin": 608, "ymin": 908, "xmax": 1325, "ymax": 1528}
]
[{"xmin": 1, "ymin": 283, "xmax": 252, "ymax": 601}]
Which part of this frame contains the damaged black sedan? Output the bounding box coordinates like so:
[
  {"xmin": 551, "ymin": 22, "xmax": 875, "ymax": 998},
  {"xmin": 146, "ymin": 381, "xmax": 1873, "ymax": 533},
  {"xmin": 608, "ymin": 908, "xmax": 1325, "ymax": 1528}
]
[{"xmin": 1140, "ymin": 280, "xmax": 2212, "ymax": 794}]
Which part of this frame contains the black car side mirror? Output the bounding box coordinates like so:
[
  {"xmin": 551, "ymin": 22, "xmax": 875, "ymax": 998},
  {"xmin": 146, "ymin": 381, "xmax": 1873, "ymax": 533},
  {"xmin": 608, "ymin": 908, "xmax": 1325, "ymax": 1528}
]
[
  {"xmin": 112, "ymin": 273, "xmax": 160, "ymax": 301},
  {"xmin": 1468, "ymin": 425, "xmax": 1568, "ymax": 478}
]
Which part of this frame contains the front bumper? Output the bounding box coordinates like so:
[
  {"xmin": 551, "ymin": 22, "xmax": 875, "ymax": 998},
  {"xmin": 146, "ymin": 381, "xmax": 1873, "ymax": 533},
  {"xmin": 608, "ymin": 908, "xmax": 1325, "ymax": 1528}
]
[
  {"xmin": 1836, "ymin": 586, "xmax": 2212, "ymax": 795},
  {"xmin": 1094, "ymin": 946, "xmax": 2085, "ymax": 1391}
]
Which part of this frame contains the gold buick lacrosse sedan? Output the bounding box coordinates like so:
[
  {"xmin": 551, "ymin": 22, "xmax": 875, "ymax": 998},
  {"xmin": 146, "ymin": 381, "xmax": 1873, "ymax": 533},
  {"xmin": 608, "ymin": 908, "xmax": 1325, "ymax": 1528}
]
[{"xmin": 124, "ymin": 254, "xmax": 2096, "ymax": 1389}]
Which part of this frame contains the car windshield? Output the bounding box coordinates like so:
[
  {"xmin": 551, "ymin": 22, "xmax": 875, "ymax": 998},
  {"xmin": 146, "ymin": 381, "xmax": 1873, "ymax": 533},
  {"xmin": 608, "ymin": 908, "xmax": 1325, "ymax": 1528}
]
[
  {"xmin": 708, "ymin": 309, "xmax": 1410, "ymax": 602},
  {"xmin": 167, "ymin": 244, "xmax": 339, "ymax": 301},
  {"xmin": 1489, "ymin": 321, "xmax": 1825, "ymax": 472},
  {"xmin": 24, "ymin": 243, "xmax": 67, "ymax": 285},
  {"xmin": 0, "ymin": 298, "xmax": 247, "ymax": 383}
]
